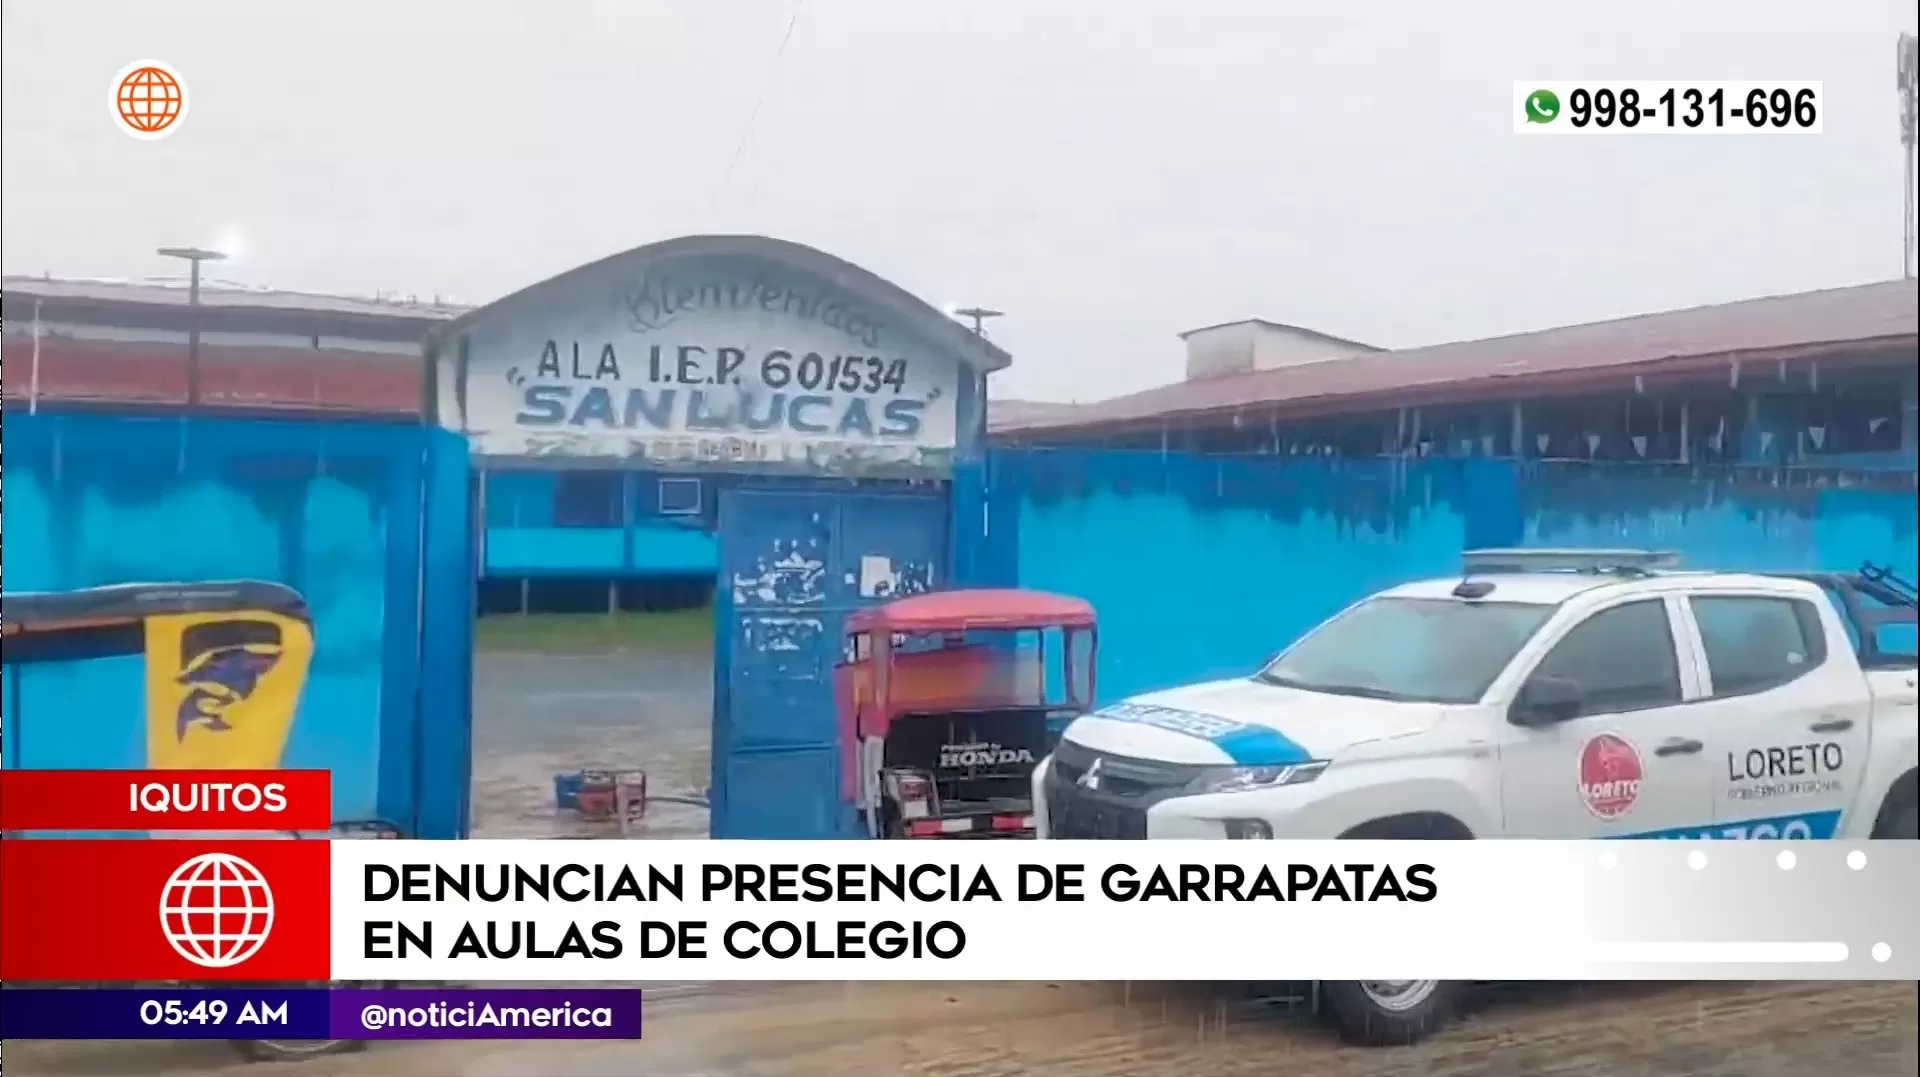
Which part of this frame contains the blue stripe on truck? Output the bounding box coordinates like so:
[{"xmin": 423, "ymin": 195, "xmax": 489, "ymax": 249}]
[
  {"xmin": 1091, "ymin": 702, "xmax": 1314, "ymax": 765},
  {"xmin": 1617, "ymin": 810, "xmax": 1843, "ymax": 840}
]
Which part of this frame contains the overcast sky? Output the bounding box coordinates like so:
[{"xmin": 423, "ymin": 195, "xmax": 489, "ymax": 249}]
[{"xmin": 4, "ymin": 0, "xmax": 1916, "ymax": 402}]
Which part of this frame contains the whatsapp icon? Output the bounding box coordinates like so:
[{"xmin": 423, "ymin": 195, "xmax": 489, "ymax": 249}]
[{"xmin": 1524, "ymin": 89, "xmax": 1561, "ymax": 124}]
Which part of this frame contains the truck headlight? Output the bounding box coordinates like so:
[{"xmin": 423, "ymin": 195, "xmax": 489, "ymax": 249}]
[{"xmin": 1195, "ymin": 760, "xmax": 1329, "ymax": 794}]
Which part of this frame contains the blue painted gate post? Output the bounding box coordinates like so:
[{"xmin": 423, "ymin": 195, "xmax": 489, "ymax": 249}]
[
  {"xmin": 414, "ymin": 428, "xmax": 478, "ymax": 839},
  {"xmin": 712, "ymin": 486, "xmax": 951, "ymax": 839}
]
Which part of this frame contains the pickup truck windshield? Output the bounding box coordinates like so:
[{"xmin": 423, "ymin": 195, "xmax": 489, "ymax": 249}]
[{"xmin": 1256, "ymin": 596, "xmax": 1555, "ymax": 704}]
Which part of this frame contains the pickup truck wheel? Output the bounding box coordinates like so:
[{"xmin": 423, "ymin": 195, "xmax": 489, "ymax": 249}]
[
  {"xmin": 1883, "ymin": 794, "xmax": 1918, "ymax": 839},
  {"xmin": 1321, "ymin": 814, "xmax": 1469, "ymax": 1045},
  {"xmin": 231, "ymin": 1038, "xmax": 365, "ymax": 1063},
  {"xmin": 1319, "ymin": 978, "xmax": 1460, "ymax": 1046}
]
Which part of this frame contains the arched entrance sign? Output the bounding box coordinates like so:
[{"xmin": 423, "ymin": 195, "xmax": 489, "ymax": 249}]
[
  {"xmin": 429, "ymin": 234, "xmax": 1007, "ymax": 474},
  {"xmin": 425, "ymin": 235, "xmax": 1011, "ymax": 838}
]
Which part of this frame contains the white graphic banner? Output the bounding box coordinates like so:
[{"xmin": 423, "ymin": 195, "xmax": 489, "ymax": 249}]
[{"xmin": 328, "ymin": 840, "xmax": 1919, "ymax": 982}]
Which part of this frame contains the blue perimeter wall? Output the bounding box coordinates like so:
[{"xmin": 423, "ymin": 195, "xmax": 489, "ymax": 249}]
[
  {"xmin": 968, "ymin": 450, "xmax": 1920, "ymax": 704},
  {"xmin": 9, "ymin": 414, "xmax": 1913, "ymax": 838},
  {"xmin": 0, "ymin": 410, "xmax": 476, "ymax": 839}
]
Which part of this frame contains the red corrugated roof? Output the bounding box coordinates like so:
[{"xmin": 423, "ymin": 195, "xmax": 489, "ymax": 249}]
[
  {"xmin": 999, "ymin": 280, "xmax": 1919, "ymax": 435},
  {"xmin": 987, "ymin": 399, "xmax": 1092, "ymax": 431},
  {"xmin": 846, "ymin": 589, "xmax": 1096, "ymax": 633},
  {"xmin": 2, "ymin": 274, "xmax": 468, "ymax": 319}
]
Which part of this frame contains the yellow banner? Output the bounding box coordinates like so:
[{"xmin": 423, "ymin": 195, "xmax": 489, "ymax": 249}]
[{"xmin": 143, "ymin": 609, "xmax": 314, "ymax": 770}]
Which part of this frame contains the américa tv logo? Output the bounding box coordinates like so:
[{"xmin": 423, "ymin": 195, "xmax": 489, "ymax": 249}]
[
  {"xmin": 111, "ymin": 60, "xmax": 188, "ymax": 141},
  {"xmin": 0, "ymin": 787, "xmax": 333, "ymax": 983},
  {"xmin": 160, "ymin": 852, "xmax": 276, "ymax": 969}
]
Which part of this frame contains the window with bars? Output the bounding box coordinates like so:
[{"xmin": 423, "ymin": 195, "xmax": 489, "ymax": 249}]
[{"xmin": 552, "ymin": 471, "xmax": 625, "ymax": 528}]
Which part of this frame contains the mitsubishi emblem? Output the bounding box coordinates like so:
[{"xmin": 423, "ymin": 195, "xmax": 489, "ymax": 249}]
[{"xmin": 1077, "ymin": 758, "xmax": 1104, "ymax": 792}]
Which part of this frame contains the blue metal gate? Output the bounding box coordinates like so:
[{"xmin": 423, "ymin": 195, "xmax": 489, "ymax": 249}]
[{"xmin": 711, "ymin": 487, "xmax": 948, "ymax": 838}]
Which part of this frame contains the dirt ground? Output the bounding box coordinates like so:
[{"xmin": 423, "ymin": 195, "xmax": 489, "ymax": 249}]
[
  {"xmin": 466, "ymin": 647, "xmax": 712, "ymax": 841},
  {"xmin": 7, "ymin": 980, "xmax": 1915, "ymax": 1077},
  {"xmin": 438, "ymin": 647, "xmax": 1915, "ymax": 1074}
]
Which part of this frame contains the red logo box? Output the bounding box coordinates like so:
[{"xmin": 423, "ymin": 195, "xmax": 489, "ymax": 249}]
[{"xmin": 0, "ymin": 838, "xmax": 331, "ymax": 981}]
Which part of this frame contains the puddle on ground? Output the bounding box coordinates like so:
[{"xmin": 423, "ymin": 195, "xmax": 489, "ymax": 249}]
[{"xmin": 471, "ymin": 649, "xmax": 712, "ymax": 840}]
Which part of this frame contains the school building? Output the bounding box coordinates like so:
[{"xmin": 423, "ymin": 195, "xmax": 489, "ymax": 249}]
[{"xmin": 992, "ymin": 281, "xmax": 1918, "ymax": 472}]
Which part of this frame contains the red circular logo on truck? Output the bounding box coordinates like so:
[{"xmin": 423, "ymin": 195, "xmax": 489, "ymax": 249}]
[{"xmin": 1578, "ymin": 733, "xmax": 1643, "ymax": 819}]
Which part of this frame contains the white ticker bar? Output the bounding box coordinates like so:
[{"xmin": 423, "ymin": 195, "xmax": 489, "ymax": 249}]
[{"xmin": 1583, "ymin": 942, "xmax": 1852, "ymax": 965}]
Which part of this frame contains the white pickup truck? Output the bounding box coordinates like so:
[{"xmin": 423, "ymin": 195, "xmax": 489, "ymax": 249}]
[{"xmin": 1033, "ymin": 549, "xmax": 1919, "ymax": 1045}]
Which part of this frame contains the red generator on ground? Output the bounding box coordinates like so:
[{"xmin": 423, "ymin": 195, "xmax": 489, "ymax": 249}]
[{"xmin": 835, "ymin": 589, "xmax": 1097, "ymax": 839}]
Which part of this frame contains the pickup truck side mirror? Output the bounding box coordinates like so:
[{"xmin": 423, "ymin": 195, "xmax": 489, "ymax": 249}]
[{"xmin": 1511, "ymin": 674, "xmax": 1584, "ymax": 727}]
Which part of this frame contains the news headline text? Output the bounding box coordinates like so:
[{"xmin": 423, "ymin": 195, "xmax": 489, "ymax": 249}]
[
  {"xmin": 365, "ymin": 860, "xmax": 1440, "ymax": 905},
  {"xmin": 357, "ymin": 860, "xmax": 1437, "ymax": 961}
]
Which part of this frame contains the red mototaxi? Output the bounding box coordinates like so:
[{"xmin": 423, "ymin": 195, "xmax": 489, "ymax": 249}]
[{"xmin": 835, "ymin": 588, "xmax": 1097, "ymax": 839}]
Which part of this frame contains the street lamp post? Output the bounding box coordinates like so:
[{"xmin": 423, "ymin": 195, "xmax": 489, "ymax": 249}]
[
  {"xmin": 1900, "ymin": 33, "xmax": 1918, "ymax": 279},
  {"xmin": 157, "ymin": 246, "xmax": 228, "ymax": 405},
  {"xmin": 952, "ymin": 306, "xmax": 1004, "ymax": 337}
]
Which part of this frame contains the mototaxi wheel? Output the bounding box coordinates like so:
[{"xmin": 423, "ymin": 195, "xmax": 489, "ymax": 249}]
[
  {"xmin": 229, "ymin": 981, "xmax": 395, "ymax": 1063},
  {"xmin": 879, "ymin": 798, "xmax": 908, "ymax": 839},
  {"xmin": 1317, "ymin": 978, "xmax": 1462, "ymax": 1047},
  {"xmin": 233, "ymin": 824, "xmax": 408, "ymax": 1059}
]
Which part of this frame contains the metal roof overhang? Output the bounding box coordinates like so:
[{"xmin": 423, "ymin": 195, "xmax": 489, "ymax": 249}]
[{"xmin": 1002, "ymin": 335, "xmax": 1918, "ymax": 439}]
